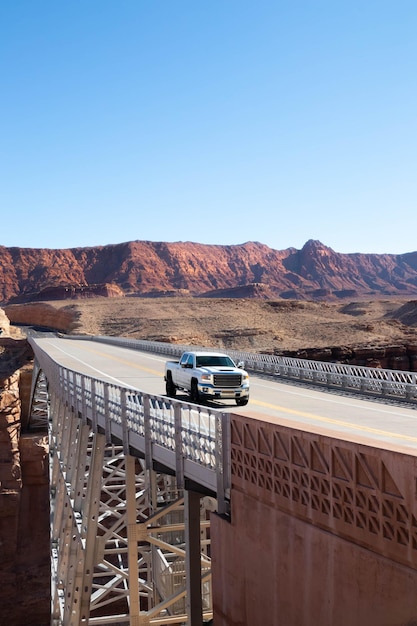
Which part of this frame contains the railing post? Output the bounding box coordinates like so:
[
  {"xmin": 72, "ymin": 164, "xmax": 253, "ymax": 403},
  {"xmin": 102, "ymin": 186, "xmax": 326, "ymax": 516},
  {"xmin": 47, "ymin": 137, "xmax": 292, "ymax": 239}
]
[
  {"xmin": 143, "ymin": 394, "xmax": 152, "ymax": 470},
  {"xmin": 121, "ymin": 388, "xmax": 130, "ymax": 455},
  {"xmin": 216, "ymin": 411, "xmax": 231, "ymax": 516},
  {"xmin": 91, "ymin": 379, "xmax": 97, "ymax": 431},
  {"xmin": 103, "ymin": 382, "xmax": 112, "ymax": 443},
  {"xmin": 174, "ymin": 402, "xmax": 184, "ymax": 489},
  {"xmin": 80, "ymin": 376, "xmax": 87, "ymax": 425}
]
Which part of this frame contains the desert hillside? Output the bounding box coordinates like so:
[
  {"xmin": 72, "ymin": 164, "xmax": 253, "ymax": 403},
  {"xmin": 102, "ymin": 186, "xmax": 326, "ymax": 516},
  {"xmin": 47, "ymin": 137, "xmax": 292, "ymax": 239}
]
[{"xmin": 7, "ymin": 297, "xmax": 417, "ymax": 356}]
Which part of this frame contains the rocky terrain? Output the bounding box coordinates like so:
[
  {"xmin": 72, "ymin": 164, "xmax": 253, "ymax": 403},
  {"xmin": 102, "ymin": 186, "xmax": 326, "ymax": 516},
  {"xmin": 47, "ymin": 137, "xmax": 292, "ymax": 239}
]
[
  {"xmin": 2, "ymin": 239, "xmax": 417, "ymax": 303},
  {"xmin": 5, "ymin": 295, "xmax": 417, "ymax": 369},
  {"xmin": 0, "ymin": 310, "xmax": 49, "ymax": 625}
]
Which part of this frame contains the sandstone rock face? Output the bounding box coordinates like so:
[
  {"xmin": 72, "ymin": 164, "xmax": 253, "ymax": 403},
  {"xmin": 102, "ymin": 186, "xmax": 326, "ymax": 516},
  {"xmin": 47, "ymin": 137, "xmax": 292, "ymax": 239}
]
[
  {"xmin": 0, "ymin": 372, "xmax": 49, "ymax": 625},
  {"xmin": 2, "ymin": 239, "xmax": 417, "ymax": 303},
  {"xmin": 0, "ymin": 313, "xmax": 49, "ymax": 625},
  {"xmin": 278, "ymin": 343, "xmax": 417, "ymax": 370},
  {"xmin": 5, "ymin": 302, "xmax": 80, "ymax": 333},
  {"xmin": 0, "ymin": 337, "xmax": 33, "ymax": 376},
  {"xmin": 34, "ymin": 282, "xmax": 124, "ymax": 301},
  {"xmin": 0, "ymin": 308, "xmax": 10, "ymax": 336}
]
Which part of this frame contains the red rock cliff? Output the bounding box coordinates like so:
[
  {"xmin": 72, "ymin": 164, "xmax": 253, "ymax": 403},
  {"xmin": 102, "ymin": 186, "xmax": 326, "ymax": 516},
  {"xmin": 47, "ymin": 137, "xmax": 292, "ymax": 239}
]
[
  {"xmin": 0, "ymin": 309, "xmax": 49, "ymax": 625},
  {"xmin": 2, "ymin": 239, "xmax": 417, "ymax": 302}
]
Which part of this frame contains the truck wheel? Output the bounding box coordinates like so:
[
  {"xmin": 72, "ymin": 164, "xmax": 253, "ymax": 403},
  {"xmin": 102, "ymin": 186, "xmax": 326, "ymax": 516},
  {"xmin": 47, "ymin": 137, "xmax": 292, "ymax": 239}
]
[
  {"xmin": 236, "ymin": 397, "xmax": 249, "ymax": 406},
  {"xmin": 190, "ymin": 379, "xmax": 200, "ymax": 403},
  {"xmin": 166, "ymin": 373, "xmax": 176, "ymax": 397}
]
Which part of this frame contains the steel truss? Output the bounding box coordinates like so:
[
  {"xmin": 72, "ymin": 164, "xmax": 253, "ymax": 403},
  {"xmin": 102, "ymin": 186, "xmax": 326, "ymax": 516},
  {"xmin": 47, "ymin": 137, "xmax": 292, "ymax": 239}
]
[
  {"xmin": 47, "ymin": 385, "xmax": 214, "ymax": 625},
  {"xmin": 29, "ymin": 364, "xmax": 49, "ymax": 430}
]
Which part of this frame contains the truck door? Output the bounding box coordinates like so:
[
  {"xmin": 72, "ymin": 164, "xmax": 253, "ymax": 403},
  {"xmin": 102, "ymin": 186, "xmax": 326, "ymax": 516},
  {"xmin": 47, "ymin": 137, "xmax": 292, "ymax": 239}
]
[{"xmin": 178, "ymin": 353, "xmax": 191, "ymax": 387}]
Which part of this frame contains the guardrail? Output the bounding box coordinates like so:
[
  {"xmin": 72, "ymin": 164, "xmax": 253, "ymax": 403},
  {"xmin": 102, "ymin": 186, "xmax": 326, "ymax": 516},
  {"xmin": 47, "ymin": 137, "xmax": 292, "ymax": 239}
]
[
  {"xmin": 28, "ymin": 331, "xmax": 417, "ymax": 515},
  {"xmin": 29, "ymin": 338, "xmax": 231, "ymax": 512},
  {"xmin": 79, "ymin": 335, "xmax": 417, "ymax": 405}
]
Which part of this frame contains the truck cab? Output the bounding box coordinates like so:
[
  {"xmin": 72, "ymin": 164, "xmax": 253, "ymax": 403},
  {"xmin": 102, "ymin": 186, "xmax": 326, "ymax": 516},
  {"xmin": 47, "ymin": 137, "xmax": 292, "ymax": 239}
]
[{"xmin": 165, "ymin": 351, "xmax": 250, "ymax": 405}]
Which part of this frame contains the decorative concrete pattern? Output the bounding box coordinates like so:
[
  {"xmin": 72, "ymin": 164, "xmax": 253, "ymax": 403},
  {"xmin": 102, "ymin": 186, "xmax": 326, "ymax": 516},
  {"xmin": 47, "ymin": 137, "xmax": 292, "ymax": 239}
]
[{"xmin": 231, "ymin": 415, "xmax": 417, "ymax": 569}]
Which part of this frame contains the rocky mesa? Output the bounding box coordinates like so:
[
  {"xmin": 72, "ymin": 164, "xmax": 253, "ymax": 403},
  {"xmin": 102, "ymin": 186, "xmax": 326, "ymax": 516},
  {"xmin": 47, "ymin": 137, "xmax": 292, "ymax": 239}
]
[{"xmin": 2, "ymin": 239, "xmax": 417, "ymax": 303}]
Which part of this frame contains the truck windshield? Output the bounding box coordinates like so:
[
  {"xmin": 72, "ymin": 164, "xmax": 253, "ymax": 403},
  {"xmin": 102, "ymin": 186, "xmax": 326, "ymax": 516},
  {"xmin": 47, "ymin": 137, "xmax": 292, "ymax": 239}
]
[{"xmin": 196, "ymin": 356, "xmax": 235, "ymax": 368}]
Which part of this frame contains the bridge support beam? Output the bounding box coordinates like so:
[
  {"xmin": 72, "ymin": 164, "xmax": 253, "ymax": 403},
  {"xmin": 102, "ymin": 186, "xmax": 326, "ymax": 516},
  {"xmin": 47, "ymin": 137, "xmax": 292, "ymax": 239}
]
[
  {"xmin": 126, "ymin": 454, "xmax": 140, "ymax": 625},
  {"xmin": 40, "ymin": 376, "xmax": 214, "ymax": 625},
  {"xmin": 185, "ymin": 490, "xmax": 203, "ymax": 624}
]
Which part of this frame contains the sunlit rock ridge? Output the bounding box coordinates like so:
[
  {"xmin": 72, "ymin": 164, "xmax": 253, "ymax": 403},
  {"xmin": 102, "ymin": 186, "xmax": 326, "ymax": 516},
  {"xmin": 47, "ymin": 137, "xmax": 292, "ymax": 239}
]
[{"xmin": 1, "ymin": 239, "xmax": 417, "ymax": 303}]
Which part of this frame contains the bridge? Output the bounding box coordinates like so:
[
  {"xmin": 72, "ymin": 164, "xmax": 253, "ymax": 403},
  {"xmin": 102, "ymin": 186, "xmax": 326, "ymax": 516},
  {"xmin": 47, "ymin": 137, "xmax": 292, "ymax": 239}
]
[{"xmin": 27, "ymin": 333, "xmax": 417, "ymax": 625}]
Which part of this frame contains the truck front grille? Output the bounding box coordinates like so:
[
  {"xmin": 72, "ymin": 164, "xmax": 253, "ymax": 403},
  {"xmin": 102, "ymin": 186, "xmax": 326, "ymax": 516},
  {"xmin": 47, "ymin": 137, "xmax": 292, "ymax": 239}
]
[{"xmin": 213, "ymin": 374, "xmax": 242, "ymax": 388}]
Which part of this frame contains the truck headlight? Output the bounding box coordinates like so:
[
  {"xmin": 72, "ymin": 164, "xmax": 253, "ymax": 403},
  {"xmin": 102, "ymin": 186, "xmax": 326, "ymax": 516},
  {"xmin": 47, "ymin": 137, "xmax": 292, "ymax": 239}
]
[
  {"xmin": 201, "ymin": 374, "xmax": 211, "ymax": 382},
  {"xmin": 242, "ymin": 374, "xmax": 249, "ymax": 381}
]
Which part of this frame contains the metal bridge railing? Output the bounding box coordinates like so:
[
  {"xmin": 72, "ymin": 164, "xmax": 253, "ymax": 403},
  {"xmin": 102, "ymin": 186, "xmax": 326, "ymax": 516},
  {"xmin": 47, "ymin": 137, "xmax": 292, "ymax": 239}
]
[
  {"xmin": 29, "ymin": 338, "xmax": 231, "ymax": 512},
  {"xmin": 71, "ymin": 334, "xmax": 417, "ymax": 404}
]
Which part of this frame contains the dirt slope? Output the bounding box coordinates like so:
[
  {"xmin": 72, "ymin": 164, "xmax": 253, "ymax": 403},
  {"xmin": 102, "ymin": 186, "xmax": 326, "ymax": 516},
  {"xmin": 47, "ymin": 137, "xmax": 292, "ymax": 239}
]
[{"xmin": 14, "ymin": 296, "xmax": 416, "ymax": 354}]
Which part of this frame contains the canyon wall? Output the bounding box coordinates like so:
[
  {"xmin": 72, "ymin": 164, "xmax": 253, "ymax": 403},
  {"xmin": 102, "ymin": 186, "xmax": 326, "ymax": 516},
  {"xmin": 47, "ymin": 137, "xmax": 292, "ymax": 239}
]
[
  {"xmin": 277, "ymin": 343, "xmax": 417, "ymax": 371},
  {"xmin": 0, "ymin": 309, "xmax": 49, "ymax": 625}
]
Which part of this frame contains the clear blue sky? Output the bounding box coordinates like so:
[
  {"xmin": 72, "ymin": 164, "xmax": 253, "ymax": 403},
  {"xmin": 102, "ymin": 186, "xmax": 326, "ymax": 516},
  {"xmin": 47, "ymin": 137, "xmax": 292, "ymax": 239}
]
[{"xmin": 1, "ymin": 1, "xmax": 416, "ymax": 254}]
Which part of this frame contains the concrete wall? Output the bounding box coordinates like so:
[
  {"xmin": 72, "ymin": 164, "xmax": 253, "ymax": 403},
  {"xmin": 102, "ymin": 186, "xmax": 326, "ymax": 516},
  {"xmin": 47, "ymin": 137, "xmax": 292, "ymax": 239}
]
[{"xmin": 212, "ymin": 414, "xmax": 417, "ymax": 626}]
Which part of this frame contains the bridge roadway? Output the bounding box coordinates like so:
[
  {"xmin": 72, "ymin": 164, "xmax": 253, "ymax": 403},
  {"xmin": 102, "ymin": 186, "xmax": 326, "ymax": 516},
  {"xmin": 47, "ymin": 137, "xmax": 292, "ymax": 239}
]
[
  {"xmin": 34, "ymin": 334, "xmax": 417, "ymax": 456},
  {"xmin": 31, "ymin": 335, "xmax": 417, "ymax": 625}
]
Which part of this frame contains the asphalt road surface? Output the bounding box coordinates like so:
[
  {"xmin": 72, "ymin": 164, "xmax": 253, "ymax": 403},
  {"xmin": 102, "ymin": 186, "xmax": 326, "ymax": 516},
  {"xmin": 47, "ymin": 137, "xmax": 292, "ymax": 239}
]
[{"xmin": 33, "ymin": 336, "xmax": 417, "ymax": 456}]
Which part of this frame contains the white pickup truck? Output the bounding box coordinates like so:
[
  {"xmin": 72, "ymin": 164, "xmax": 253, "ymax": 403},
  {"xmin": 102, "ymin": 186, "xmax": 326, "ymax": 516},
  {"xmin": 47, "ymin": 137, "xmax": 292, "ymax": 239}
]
[{"xmin": 165, "ymin": 351, "xmax": 250, "ymax": 405}]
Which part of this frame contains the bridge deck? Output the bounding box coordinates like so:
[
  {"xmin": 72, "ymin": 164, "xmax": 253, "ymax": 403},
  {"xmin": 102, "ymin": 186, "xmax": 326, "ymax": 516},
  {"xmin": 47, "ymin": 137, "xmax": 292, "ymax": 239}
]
[
  {"xmin": 28, "ymin": 335, "xmax": 417, "ymax": 626},
  {"xmin": 33, "ymin": 335, "xmax": 417, "ymax": 456}
]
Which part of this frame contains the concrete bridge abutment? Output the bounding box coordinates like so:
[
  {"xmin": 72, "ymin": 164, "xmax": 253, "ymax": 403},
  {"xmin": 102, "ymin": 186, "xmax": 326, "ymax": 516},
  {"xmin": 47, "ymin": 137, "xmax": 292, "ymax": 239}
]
[{"xmin": 212, "ymin": 413, "xmax": 417, "ymax": 626}]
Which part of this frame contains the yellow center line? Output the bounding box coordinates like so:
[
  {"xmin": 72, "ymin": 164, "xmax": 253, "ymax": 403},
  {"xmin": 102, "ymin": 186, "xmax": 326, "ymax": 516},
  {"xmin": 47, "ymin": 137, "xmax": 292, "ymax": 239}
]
[
  {"xmin": 251, "ymin": 399, "xmax": 417, "ymax": 444},
  {"xmin": 65, "ymin": 341, "xmax": 417, "ymax": 445}
]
